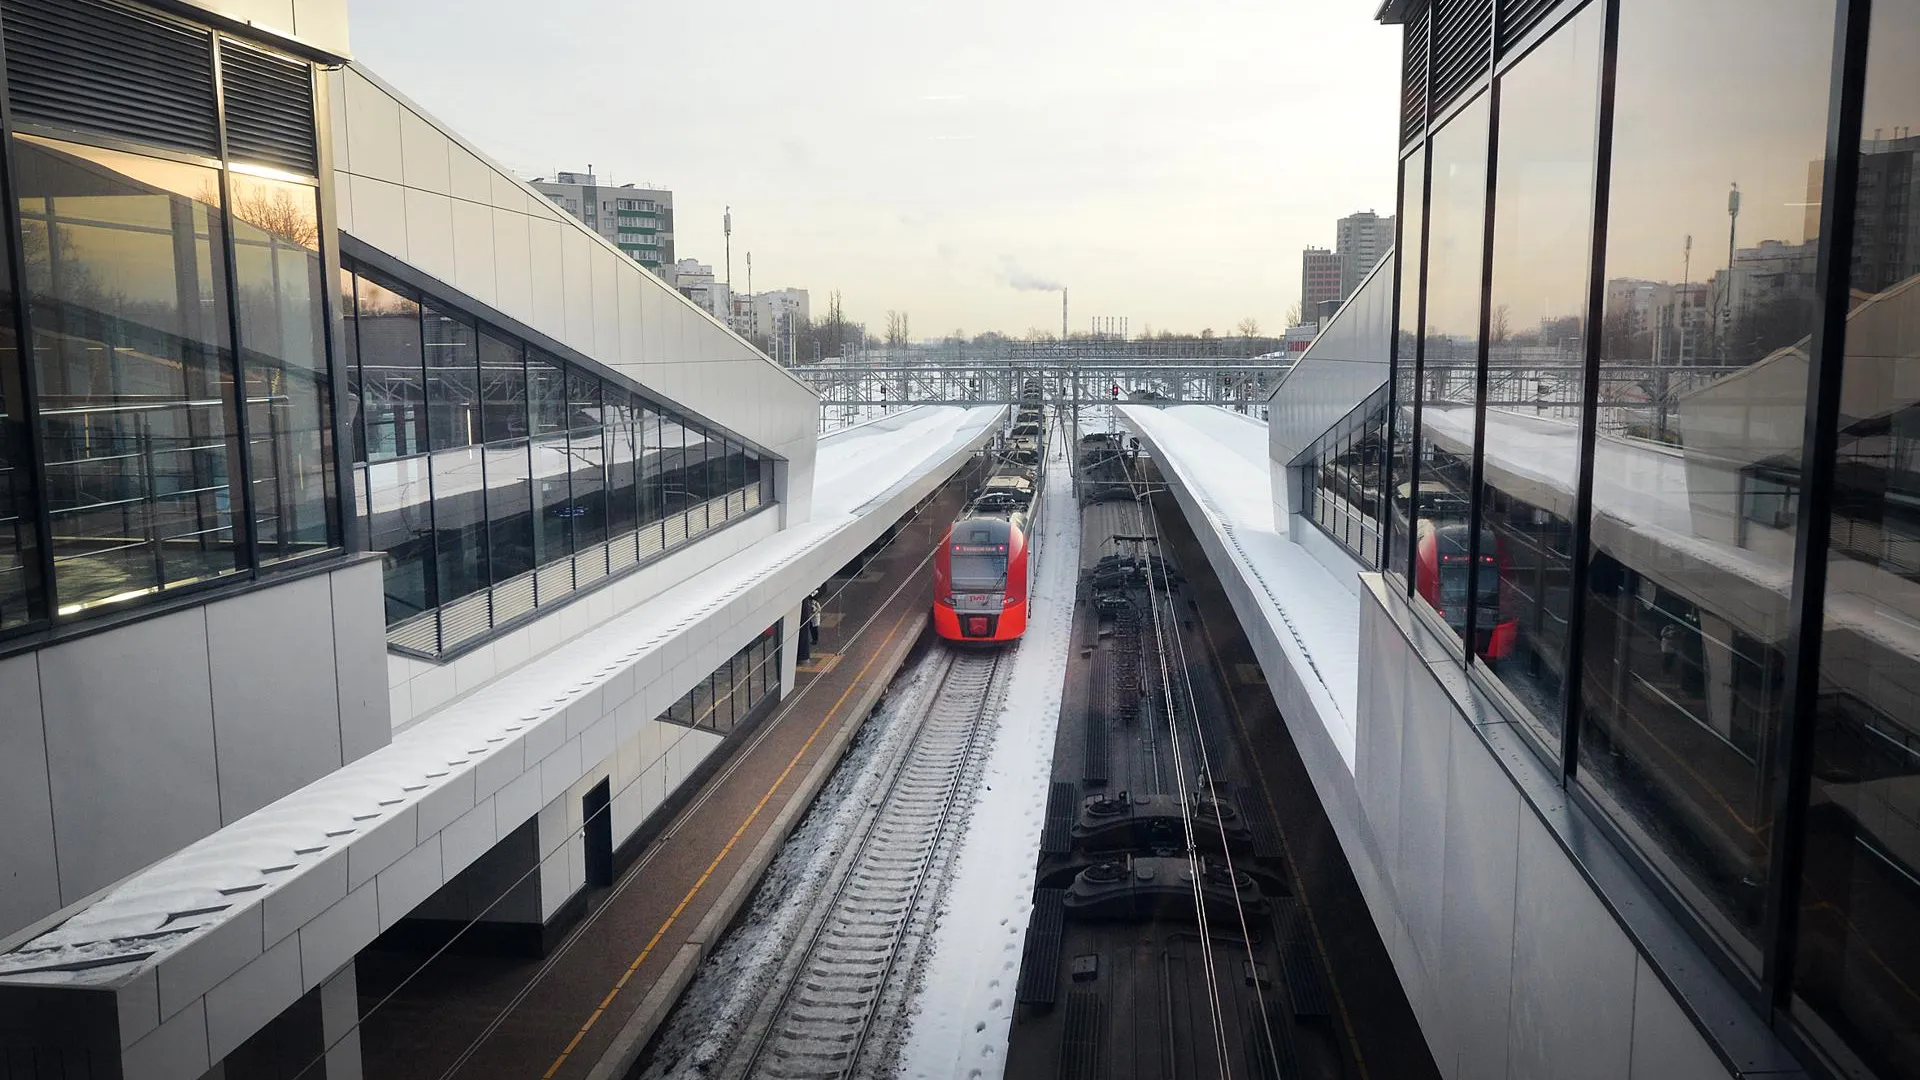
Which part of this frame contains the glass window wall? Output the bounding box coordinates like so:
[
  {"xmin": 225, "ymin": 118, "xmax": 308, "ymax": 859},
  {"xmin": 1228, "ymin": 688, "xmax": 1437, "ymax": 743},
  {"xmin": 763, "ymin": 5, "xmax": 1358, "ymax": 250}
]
[
  {"xmin": 1577, "ymin": 0, "xmax": 1836, "ymax": 965},
  {"xmin": 340, "ymin": 262, "xmax": 777, "ymax": 656},
  {"xmin": 423, "ymin": 301, "xmax": 478, "ymax": 452},
  {"xmin": 0, "ymin": 201, "xmax": 42, "ymax": 630},
  {"xmin": 1791, "ymin": 4, "xmax": 1920, "ymax": 1073},
  {"xmin": 566, "ymin": 370, "xmax": 607, "ymax": 550},
  {"xmin": 1472, "ymin": 3, "xmax": 1603, "ymax": 746},
  {"xmin": 1304, "ymin": 387, "xmax": 1388, "ymax": 567},
  {"xmin": 356, "ymin": 274, "xmax": 425, "ymax": 461},
  {"xmin": 230, "ymin": 172, "xmax": 334, "ymax": 563},
  {"xmin": 1409, "ymin": 94, "xmax": 1490, "ymax": 649},
  {"xmin": 0, "ymin": 29, "xmax": 344, "ymax": 637},
  {"xmin": 659, "ymin": 623, "xmax": 780, "ymax": 737},
  {"xmin": 1389, "ymin": 147, "xmax": 1426, "ymax": 583},
  {"xmin": 15, "ymin": 134, "xmax": 246, "ymax": 613}
]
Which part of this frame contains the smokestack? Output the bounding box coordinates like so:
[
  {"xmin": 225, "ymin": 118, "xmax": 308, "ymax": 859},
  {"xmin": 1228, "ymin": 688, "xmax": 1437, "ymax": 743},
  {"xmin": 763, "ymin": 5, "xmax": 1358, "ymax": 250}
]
[{"xmin": 1062, "ymin": 288, "xmax": 1068, "ymax": 341}]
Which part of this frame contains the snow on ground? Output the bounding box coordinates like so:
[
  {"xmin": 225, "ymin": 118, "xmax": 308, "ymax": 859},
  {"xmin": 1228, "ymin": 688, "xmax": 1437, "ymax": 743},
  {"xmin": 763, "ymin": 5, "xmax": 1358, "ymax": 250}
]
[
  {"xmin": 1119, "ymin": 404, "xmax": 1365, "ymax": 769},
  {"xmin": 637, "ymin": 653, "xmax": 943, "ymax": 1078},
  {"xmin": 898, "ymin": 430, "xmax": 1082, "ymax": 1080}
]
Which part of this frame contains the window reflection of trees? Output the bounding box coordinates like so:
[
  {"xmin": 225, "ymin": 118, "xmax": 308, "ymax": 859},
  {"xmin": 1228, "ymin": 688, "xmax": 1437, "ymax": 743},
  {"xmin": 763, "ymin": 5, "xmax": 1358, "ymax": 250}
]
[{"xmin": 15, "ymin": 134, "xmax": 243, "ymax": 612}]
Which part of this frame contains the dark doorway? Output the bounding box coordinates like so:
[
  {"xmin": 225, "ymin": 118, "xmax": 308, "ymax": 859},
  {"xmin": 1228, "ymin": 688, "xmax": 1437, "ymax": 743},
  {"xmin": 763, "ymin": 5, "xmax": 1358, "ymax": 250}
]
[{"xmin": 583, "ymin": 778, "xmax": 612, "ymax": 889}]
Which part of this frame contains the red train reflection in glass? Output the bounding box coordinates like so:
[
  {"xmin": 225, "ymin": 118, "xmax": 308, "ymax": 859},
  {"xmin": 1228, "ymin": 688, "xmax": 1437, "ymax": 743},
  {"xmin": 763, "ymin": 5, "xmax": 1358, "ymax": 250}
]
[{"xmin": 1414, "ymin": 520, "xmax": 1518, "ymax": 660}]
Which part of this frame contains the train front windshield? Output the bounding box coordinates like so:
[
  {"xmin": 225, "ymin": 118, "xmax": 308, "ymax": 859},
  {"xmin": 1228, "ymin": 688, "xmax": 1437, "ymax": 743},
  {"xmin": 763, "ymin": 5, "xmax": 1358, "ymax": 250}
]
[
  {"xmin": 1437, "ymin": 560, "xmax": 1498, "ymax": 609},
  {"xmin": 950, "ymin": 551, "xmax": 1008, "ymax": 590}
]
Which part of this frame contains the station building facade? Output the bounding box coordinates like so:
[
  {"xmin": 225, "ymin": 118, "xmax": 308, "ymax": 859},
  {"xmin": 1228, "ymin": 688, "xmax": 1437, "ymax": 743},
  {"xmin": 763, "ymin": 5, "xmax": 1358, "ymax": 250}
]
[
  {"xmin": 0, "ymin": 1, "xmax": 868, "ymax": 1077},
  {"xmin": 1260, "ymin": 1, "xmax": 1920, "ymax": 1077}
]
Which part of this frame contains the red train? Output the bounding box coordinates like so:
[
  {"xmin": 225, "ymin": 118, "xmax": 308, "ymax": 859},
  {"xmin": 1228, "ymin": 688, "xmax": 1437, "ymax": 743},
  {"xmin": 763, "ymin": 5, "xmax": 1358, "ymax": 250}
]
[
  {"xmin": 1414, "ymin": 520, "xmax": 1519, "ymax": 660},
  {"xmin": 934, "ymin": 477, "xmax": 1035, "ymax": 643},
  {"xmin": 935, "ymin": 403, "xmax": 1044, "ymax": 643}
]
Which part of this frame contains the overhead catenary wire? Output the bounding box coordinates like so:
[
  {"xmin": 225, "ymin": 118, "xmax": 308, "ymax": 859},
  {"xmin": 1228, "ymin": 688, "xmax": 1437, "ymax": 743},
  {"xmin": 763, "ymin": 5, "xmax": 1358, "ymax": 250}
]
[
  {"xmin": 1121, "ymin": 439, "xmax": 1236, "ymax": 1080},
  {"xmin": 1121, "ymin": 441, "xmax": 1286, "ymax": 1074},
  {"xmin": 1112, "ymin": 423, "xmax": 1282, "ymax": 1077}
]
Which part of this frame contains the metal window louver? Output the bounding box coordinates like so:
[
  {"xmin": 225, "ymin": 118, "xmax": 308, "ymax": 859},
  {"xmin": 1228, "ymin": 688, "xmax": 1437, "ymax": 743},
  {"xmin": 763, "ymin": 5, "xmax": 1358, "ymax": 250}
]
[
  {"xmin": 220, "ymin": 39, "xmax": 316, "ymax": 175},
  {"xmin": 1498, "ymin": 0, "xmax": 1560, "ymax": 56},
  {"xmin": 1430, "ymin": 0, "xmax": 1493, "ymax": 115},
  {"xmin": 2, "ymin": 0, "xmax": 219, "ymax": 156},
  {"xmin": 1401, "ymin": 4, "xmax": 1431, "ymax": 147}
]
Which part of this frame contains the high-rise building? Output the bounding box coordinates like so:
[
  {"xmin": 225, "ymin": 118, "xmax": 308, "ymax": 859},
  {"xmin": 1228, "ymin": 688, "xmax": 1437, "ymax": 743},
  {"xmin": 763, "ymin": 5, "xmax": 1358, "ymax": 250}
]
[
  {"xmin": 1336, "ymin": 209, "xmax": 1395, "ymax": 298},
  {"xmin": 1300, "ymin": 246, "xmax": 1342, "ymax": 318},
  {"xmin": 1810, "ymin": 131, "xmax": 1920, "ymax": 294},
  {"xmin": 666, "ymin": 257, "xmax": 732, "ymax": 321},
  {"xmin": 752, "ymin": 288, "xmax": 812, "ymax": 363},
  {"xmin": 530, "ymin": 170, "xmax": 675, "ymax": 273}
]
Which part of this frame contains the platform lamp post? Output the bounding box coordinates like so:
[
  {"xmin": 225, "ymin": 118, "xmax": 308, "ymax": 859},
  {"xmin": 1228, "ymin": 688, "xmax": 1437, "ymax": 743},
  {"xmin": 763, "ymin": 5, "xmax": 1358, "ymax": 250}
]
[{"xmin": 1721, "ymin": 181, "xmax": 1739, "ymax": 364}]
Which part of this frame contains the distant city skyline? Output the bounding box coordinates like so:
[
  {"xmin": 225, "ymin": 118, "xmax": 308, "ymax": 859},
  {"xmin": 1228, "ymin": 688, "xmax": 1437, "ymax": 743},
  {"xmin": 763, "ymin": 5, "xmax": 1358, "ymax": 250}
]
[{"xmin": 345, "ymin": 0, "xmax": 1400, "ymax": 338}]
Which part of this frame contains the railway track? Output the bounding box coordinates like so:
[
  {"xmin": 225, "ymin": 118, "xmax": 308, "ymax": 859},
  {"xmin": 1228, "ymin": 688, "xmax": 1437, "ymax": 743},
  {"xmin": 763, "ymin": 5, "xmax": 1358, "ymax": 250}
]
[{"xmin": 724, "ymin": 648, "xmax": 1009, "ymax": 1080}]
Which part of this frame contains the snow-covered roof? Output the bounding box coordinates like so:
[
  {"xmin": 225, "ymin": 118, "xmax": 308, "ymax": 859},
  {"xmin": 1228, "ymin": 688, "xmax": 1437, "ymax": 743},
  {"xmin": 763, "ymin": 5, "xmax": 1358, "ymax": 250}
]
[{"xmin": 1119, "ymin": 405, "xmax": 1365, "ymax": 767}]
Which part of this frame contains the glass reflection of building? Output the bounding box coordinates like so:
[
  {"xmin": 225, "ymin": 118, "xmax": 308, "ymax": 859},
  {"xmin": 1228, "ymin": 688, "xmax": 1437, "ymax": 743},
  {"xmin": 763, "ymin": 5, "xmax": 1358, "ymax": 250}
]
[
  {"xmin": 343, "ymin": 263, "xmax": 774, "ymax": 655},
  {"xmin": 1331, "ymin": 0, "xmax": 1920, "ymax": 1075},
  {"xmin": 0, "ymin": 0, "xmax": 778, "ymax": 664},
  {"xmin": 0, "ymin": 12, "xmax": 342, "ymax": 631}
]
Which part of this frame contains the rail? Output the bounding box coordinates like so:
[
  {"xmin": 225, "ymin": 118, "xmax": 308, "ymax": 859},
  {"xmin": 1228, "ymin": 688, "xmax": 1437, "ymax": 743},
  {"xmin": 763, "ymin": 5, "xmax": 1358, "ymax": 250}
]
[{"xmin": 726, "ymin": 648, "xmax": 1009, "ymax": 1079}]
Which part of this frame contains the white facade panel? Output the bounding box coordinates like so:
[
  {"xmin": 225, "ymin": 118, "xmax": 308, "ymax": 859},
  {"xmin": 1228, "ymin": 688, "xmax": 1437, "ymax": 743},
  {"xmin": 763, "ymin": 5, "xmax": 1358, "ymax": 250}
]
[
  {"xmin": 288, "ymin": 0, "xmax": 349, "ymax": 57},
  {"xmin": 1628, "ymin": 958, "xmax": 1725, "ymax": 1078},
  {"xmin": 1507, "ymin": 810, "xmax": 1638, "ymax": 1080},
  {"xmin": 39, "ymin": 607, "xmax": 222, "ymax": 903},
  {"xmin": 347, "ymin": 174, "xmax": 407, "ymax": 261},
  {"xmin": 450, "ymin": 197, "xmax": 498, "ymax": 307},
  {"xmin": 341, "ymin": 70, "xmax": 401, "ymax": 184},
  {"xmin": 490, "ymin": 207, "xmax": 534, "ymax": 319},
  {"xmin": 591, "ymin": 247, "xmax": 621, "ymax": 361},
  {"xmin": 1395, "ymin": 669, "xmax": 1451, "ymax": 977},
  {"xmin": 204, "ymin": 936, "xmax": 302, "ymax": 1063},
  {"xmin": 616, "ymin": 269, "xmax": 645, "ymax": 365},
  {"xmin": 560, "ymin": 226, "xmax": 595, "ymax": 351},
  {"xmin": 397, "ymin": 108, "xmax": 451, "ymax": 195},
  {"xmin": 528, "ymin": 216, "xmax": 566, "ymax": 334},
  {"xmin": 489, "ymin": 168, "xmax": 525, "ymax": 213},
  {"xmin": 1438, "ymin": 718, "xmax": 1521, "ymax": 1080},
  {"xmin": 330, "ymin": 168, "xmax": 354, "ymax": 233},
  {"xmin": 207, "ymin": 574, "xmax": 344, "ymax": 823},
  {"xmin": 0, "ymin": 652, "xmax": 57, "ymax": 935},
  {"xmin": 449, "ymin": 146, "xmax": 491, "ymax": 205},
  {"xmin": 402, "ymin": 187, "xmax": 456, "ymax": 285}
]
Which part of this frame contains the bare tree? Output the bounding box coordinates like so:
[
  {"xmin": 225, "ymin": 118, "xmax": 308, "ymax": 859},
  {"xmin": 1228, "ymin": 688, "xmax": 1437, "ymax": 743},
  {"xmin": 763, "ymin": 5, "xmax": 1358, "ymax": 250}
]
[
  {"xmin": 884, "ymin": 310, "xmax": 911, "ymax": 348},
  {"xmin": 1285, "ymin": 301, "xmax": 1302, "ymax": 326},
  {"xmin": 1237, "ymin": 316, "xmax": 1261, "ymax": 338},
  {"xmin": 1490, "ymin": 303, "xmax": 1512, "ymax": 346},
  {"xmin": 230, "ymin": 182, "xmax": 319, "ymax": 249}
]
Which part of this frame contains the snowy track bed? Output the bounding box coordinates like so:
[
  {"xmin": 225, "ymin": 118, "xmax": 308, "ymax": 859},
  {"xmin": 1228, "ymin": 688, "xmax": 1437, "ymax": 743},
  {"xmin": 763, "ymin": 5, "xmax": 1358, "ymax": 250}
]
[{"xmin": 726, "ymin": 650, "xmax": 1010, "ymax": 1079}]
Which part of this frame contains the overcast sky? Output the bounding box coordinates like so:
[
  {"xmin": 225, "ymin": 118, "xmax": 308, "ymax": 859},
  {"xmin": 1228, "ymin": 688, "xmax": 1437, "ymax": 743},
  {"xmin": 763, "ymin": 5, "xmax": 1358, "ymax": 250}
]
[{"xmin": 347, "ymin": 0, "xmax": 1401, "ymax": 338}]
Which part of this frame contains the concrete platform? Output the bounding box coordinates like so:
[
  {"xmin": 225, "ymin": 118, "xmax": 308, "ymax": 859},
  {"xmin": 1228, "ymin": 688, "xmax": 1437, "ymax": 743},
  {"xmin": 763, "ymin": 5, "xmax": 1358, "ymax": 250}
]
[{"xmin": 351, "ymin": 472, "xmax": 971, "ymax": 1080}]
